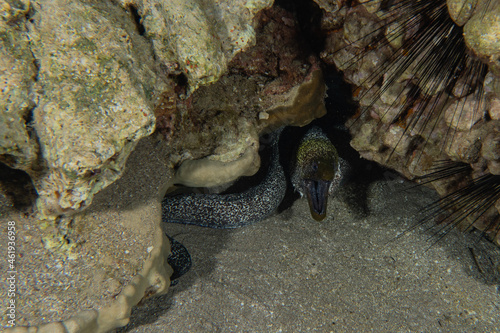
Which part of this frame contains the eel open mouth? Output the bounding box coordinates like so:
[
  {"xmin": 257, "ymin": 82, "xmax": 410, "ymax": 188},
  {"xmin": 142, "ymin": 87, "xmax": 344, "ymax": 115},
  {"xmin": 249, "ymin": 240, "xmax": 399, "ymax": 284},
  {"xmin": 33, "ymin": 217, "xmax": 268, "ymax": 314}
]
[{"xmin": 304, "ymin": 179, "xmax": 330, "ymax": 221}]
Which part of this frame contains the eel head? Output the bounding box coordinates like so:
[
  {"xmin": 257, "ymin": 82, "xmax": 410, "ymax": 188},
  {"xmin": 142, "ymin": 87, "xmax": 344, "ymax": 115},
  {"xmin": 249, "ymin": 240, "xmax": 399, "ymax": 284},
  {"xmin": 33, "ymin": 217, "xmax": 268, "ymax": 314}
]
[{"xmin": 292, "ymin": 127, "xmax": 344, "ymax": 221}]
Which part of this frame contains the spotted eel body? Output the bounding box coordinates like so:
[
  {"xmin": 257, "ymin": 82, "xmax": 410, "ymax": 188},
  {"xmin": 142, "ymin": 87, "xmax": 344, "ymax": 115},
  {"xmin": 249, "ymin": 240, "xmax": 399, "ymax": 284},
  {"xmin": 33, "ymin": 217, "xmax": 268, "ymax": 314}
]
[
  {"xmin": 166, "ymin": 234, "xmax": 192, "ymax": 285},
  {"xmin": 162, "ymin": 130, "xmax": 286, "ymax": 228}
]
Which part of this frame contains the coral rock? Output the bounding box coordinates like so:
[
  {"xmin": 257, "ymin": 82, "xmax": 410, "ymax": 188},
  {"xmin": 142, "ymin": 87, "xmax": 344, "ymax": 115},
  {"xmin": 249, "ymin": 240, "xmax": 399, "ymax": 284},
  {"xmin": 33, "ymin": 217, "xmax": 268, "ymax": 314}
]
[
  {"xmin": 463, "ymin": 0, "xmax": 500, "ymax": 72},
  {"xmin": 0, "ymin": 0, "xmax": 38, "ymax": 173},
  {"xmin": 27, "ymin": 0, "xmax": 158, "ymax": 219},
  {"xmin": 123, "ymin": 0, "xmax": 274, "ymax": 92}
]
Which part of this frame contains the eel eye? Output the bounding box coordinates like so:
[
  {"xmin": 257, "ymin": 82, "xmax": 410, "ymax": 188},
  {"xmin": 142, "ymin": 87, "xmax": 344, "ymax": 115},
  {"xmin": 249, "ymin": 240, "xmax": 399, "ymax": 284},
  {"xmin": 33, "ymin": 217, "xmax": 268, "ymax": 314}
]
[{"xmin": 311, "ymin": 161, "xmax": 318, "ymax": 172}]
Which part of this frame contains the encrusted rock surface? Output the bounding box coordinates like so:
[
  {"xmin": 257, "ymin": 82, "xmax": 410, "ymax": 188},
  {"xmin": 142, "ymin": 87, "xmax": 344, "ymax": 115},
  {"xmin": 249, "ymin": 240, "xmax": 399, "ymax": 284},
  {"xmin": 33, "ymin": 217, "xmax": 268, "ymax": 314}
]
[
  {"xmin": 2, "ymin": 0, "xmax": 276, "ymax": 221},
  {"xmin": 463, "ymin": 0, "xmax": 500, "ymax": 73},
  {"xmin": 120, "ymin": 0, "xmax": 274, "ymax": 92},
  {"xmin": 161, "ymin": 6, "xmax": 327, "ymax": 188},
  {"xmin": 29, "ymin": 0, "xmax": 159, "ymax": 220},
  {"xmin": 0, "ymin": 1, "xmax": 330, "ymax": 331},
  {"xmin": 318, "ymin": 0, "xmax": 500, "ymax": 243},
  {"xmin": 1, "ymin": 136, "xmax": 173, "ymax": 332},
  {"xmin": 447, "ymin": 0, "xmax": 478, "ymax": 26},
  {"xmin": 0, "ymin": 0, "xmax": 38, "ymax": 173},
  {"xmin": 4, "ymin": 0, "xmax": 498, "ymax": 331}
]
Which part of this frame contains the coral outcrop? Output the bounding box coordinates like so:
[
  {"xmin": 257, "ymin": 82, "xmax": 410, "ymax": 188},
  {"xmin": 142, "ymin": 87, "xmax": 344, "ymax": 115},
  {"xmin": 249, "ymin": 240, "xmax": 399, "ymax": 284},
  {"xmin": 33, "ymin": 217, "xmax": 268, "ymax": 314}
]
[
  {"xmin": 2, "ymin": 0, "xmax": 276, "ymax": 221},
  {"xmin": 318, "ymin": 0, "xmax": 500, "ymax": 243},
  {"xmin": 1, "ymin": 0, "xmax": 330, "ymax": 331},
  {"xmin": 3, "ymin": 219, "xmax": 172, "ymax": 333},
  {"xmin": 0, "ymin": 0, "xmax": 281, "ymax": 331},
  {"xmin": 463, "ymin": 0, "xmax": 500, "ymax": 73},
  {"xmin": 162, "ymin": 6, "xmax": 327, "ymax": 188},
  {"xmin": 119, "ymin": 0, "xmax": 274, "ymax": 92},
  {"xmin": 30, "ymin": 0, "xmax": 159, "ymax": 219},
  {"xmin": 9, "ymin": 0, "xmax": 500, "ymax": 331},
  {"xmin": 0, "ymin": 0, "xmax": 38, "ymax": 173},
  {"xmin": 1, "ymin": 0, "xmax": 161, "ymax": 220}
]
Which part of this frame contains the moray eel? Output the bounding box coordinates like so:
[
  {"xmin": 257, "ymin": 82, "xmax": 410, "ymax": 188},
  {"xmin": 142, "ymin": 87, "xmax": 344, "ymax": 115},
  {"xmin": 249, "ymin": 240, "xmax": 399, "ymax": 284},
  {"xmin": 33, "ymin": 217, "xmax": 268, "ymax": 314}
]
[
  {"xmin": 162, "ymin": 127, "xmax": 346, "ymax": 227},
  {"xmin": 166, "ymin": 234, "xmax": 192, "ymax": 285},
  {"xmin": 162, "ymin": 130, "xmax": 286, "ymax": 228},
  {"xmin": 291, "ymin": 126, "xmax": 346, "ymax": 221},
  {"xmin": 162, "ymin": 127, "xmax": 344, "ymax": 285}
]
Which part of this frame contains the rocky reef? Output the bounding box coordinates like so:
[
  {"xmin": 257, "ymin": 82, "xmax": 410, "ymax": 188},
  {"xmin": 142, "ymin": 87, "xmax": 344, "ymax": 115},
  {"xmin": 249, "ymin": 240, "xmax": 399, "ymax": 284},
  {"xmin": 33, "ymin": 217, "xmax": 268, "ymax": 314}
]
[
  {"xmin": 1, "ymin": 0, "xmax": 326, "ymax": 331},
  {"xmin": 2, "ymin": 0, "xmax": 158, "ymax": 220},
  {"xmin": 1, "ymin": 0, "xmax": 499, "ymax": 331},
  {"xmin": 158, "ymin": 5, "xmax": 327, "ymax": 188},
  {"xmin": 319, "ymin": 0, "xmax": 500, "ymax": 244}
]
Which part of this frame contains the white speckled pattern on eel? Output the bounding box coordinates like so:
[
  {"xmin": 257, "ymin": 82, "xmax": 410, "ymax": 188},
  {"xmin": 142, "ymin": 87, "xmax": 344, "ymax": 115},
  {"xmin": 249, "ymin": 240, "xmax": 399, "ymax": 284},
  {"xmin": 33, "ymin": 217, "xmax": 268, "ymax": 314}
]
[{"xmin": 161, "ymin": 130, "xmax": 286, "ymax": 228}]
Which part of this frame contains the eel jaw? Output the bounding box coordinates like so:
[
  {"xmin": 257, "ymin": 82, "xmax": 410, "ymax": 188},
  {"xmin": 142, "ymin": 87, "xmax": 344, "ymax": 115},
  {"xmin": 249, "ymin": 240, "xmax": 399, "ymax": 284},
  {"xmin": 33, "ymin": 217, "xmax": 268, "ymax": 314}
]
[{"xmin": 303, "ymin": 179, "xmax": 331, "ymax": 221}]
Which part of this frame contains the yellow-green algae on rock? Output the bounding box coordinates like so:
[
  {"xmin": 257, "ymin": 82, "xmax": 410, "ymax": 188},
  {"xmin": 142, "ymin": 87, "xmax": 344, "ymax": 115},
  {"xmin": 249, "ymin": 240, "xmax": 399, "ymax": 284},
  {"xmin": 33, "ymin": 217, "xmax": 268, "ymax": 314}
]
[
  {"xmin": 0, "ymin": 0, "xmax": 38, "ymax": 173},
  {"xmin": 28, "ymin": 0, "xmax": 159, "ymax": 219},
  {"xmin": 1, "ymin": 0, "xmax": 276, "ymax": 221},
  {"xmin": 1, "ymin": 0, "xmax": 173, "ymax": 330}
]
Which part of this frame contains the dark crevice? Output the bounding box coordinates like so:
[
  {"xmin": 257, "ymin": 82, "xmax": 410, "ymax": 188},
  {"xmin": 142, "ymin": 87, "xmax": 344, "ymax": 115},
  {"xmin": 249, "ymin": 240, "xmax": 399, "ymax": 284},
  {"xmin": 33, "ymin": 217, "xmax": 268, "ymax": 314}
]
[
  {"xmin": 24, "ymin": 4, "xmax": 35, "ymax": 22},
  {"xmin": 19, "ymin": 9, "xmax": 44, "ymax": 175},
  {"xmin": 22, "ymin": 104, "xmax": 35, "ymax": 126},
  {"xmin": 32, "ymin": 58, "xmax": 40, "ymax": 82},
  {"xmin": 128, "ymin": 4, "xmax": 146, "ymax": 36},
  {"xmin": 0, "ymin": 162, "xmax": 38, "ymax": 210},
  {"xmin": 274, "ymin": 0, "xmax": 326, "ymax": 55},
  {"xmin": 24, "ymin": 8, "xmax": 41, "ymax": 84},
  {"xmin": 270, "ymin": 0, "xmax": 386, "ymax": 216},
  {"xmin": 172, "ymin": 72, "xmax": 188, "ymax": 88}
]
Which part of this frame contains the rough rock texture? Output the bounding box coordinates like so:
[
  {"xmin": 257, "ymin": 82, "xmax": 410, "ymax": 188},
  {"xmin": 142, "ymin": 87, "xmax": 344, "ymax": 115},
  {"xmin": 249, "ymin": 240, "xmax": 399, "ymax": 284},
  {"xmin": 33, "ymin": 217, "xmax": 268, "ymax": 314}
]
[
  {"xmin": 9, "ymin": 0, "xmax": 500, "ymax": 331},
  {"xmin": 448, "ymin": 0, "xmax": 478, "ymax": 26},
  {"xmin": 120, "ymin": 0, "xmax": 274, "ymax": 92},
  {"xmin": 318, "ymin": 0, "xmax": 500, "ymax": 243},
  {"xmin": 168, "ymin": 64, "xmax": 326, "ymax": 189},
  {"xmin": 1, "ymin": 135, "xmax": 174, "ymax": 332},
  {"xmin": 1, "ymin": 0, "xmax": 276, "ymax": 221},
  {"xmin": 463, "ymin": 0, "xmax": 500, "ymax": 73},
  {"xmin": 0, "ymin": 2, "xmax": 183, "ymax": 328},
  {"xmin": 123, "ymin": 178, "xmax": 500, "ymax": 333},
  {"xmin": 0, "ymin": 1, "xmax": 333, "ymax": 331},
  {"xmin": 0, "ymin": 0, "xmax": 38, "ymax": 173},
  {"xmin": 160, "ymin": 6, "xmax": 327, "ymax": 188},
  {"xmin": 29, "ymin": 0, "xmax": 160, "ymax": 220}
]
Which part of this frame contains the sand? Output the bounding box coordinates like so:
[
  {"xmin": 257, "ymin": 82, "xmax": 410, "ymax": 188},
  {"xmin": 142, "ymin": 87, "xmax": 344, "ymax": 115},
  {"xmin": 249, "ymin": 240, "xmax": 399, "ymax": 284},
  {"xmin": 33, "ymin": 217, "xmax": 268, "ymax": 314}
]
[
  {"xmin": 1, "ymin": 133, "xmax": 499, "ymax": 332},
  {"xmin": 117, "ymin": 174, "xmax": 500, "ymax": 332}
]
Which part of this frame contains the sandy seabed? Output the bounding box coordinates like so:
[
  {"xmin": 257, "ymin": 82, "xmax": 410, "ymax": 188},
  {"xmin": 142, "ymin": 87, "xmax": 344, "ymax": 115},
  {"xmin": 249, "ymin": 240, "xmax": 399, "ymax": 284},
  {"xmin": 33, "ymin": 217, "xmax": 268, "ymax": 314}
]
[
  {"xmin": 1, "ymin": 134, "xmax": 499, "ymax": 332},
  {"xmin": 119, "ymin": 169, "xmax": 500, "ymax": 332}
]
